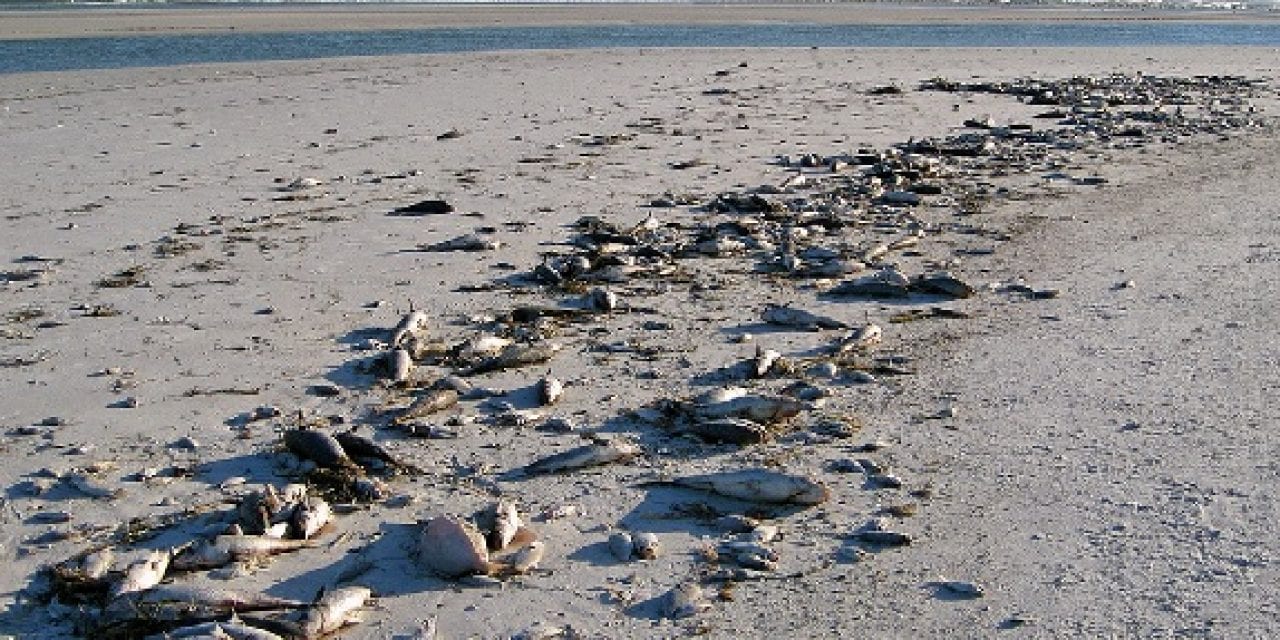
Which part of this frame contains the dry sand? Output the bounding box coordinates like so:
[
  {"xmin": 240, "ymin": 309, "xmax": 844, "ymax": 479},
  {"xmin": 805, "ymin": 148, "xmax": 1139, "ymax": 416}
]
[{"xmin": 1, "ymin": 33, "xmax": 1278, "ymax": 640}]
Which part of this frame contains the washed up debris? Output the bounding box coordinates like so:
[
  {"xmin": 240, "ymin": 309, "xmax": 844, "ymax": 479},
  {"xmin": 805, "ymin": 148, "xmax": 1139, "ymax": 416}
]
[
  {"xmin": 669, "ymin": 469, "xmax": 830, "ymax": 506},
  {"xmin": 828, "ymin": 268, "xmax": 911, "ymax": 298},
  {"xmin": 833, "ymin": 323, "xmax": 883, "ymax": 354},
  {"xmin": 390, "ymin": 199, "xmax": 453, "ymax": 216},
  {"xmin": 909, "ymin": 271, "xmax": 975, "ymax": 299},
  {"xmin": 464, "ymin": 342, "xmax": 561, "ymax": 376},
  {"xmin": 172, "ymin": 535, "xmax": 314, "ymax": 571},
  {"xmin": 663, "ymin": 582, "xmax": 710, "ymax": 619},
  {"xmin": 523, "ymin": 438, "xmax": 641, "ymax": 475},
  {"xmin": 390, "ymin": 310, "xmax": 429, "ymax": 348},
  {"xmin": 684, "ymin": 417, "xmax": 771, "ymax": 445},
  {"xmin": 761, "ymin": 304, "xmax": 848, "ymax": 330}
]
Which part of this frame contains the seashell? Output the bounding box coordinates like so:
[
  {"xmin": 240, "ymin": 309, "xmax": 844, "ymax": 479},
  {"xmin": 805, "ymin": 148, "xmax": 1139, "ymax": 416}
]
[
  {"xmin": 685, "ymin": 418, "xmax": 770, "ymax": 445},
  {"xmin": 111, "ymin": 549, "xmax": 170, "ymax": 597},
  {"xmin": 283, "ymin": 429, "xmax": 353, "ymax": 469},
  {"xmin": 632, "ymin": 532, "xmax": 661, "ymax": 560},
  {"xmin": 299, "ymin": 585, "xmax": 373, "ymax": 638},
  {"xmin": 663, "ymin": 582, "xmax": 709, "ymax": 619},
  {"xmin": 417, "ymin": 516, "xmax": 492, "ymax": 578},
  {"xmin": 390, "ymin": 310, "xmax": 429, "ymax": 348},
  {"xmin": 289, "ymin": 496, "xmax": 332, "ymax": 540},
  {"xmin": 672, "ymin": 469, "xmax": 830, "ymax": 506},
  {"xmin": 761, "ymin": 304, "xmax": 848, "ymax": 330},
  {"xmin": 537, "ymin": 376, "xmax": 564, "ymax": 406},
  {"xmin": 523, "ymin": 439, "xmax": 641, "ymax": 475},
  {"xmin": 607, "ymin": 531, "xmax": 634, "ymax": 561}
]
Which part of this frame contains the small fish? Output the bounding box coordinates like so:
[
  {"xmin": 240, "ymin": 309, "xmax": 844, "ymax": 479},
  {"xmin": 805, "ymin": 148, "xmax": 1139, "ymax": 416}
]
[
  {"xmin": 663, "ymin": 582, "xmax": 709, "ymax": 619},
  {"xmin": 289, "ymin": 497, "xmax": 332, "ymax": 540},
  {"xmin": 62, "ymin": 472, "xmax": 122, "ymax": 500},
  {"xmin": 692, "ymin": 387, "xmax": 804, "ymax": 425},
  {"xmin": 671, "ymin": 469, "xmax": 830, "ymax": 505},
  {"xmin": 112, "ymin": 549, "xmax": 170, "ymax": 597},
  {"xmin": 386, "ymin": 348, "xmax": 413, "ymax": 383},
  {"xmin": 453, "ymin": 335, "xmax": 513, "ymax": 363},
  {"xmin": 172, "ymin": 535, "xmax": 313, "ymax": 571},
  {"xmin": 537, "ymin": 376, "xmax": 564, "ymax": 406},
  {"xmin": 828, "ymin": 268, "xmax": 911, "ymax": 298},
  {"xmin": 390, "ymin": 310, "xmax": 429, "ymax": 348},
  {"xmin": 910, "ymin": 271, "xmax": 975, "ymax": 299},
  {"xmin": 504, "ymin": 540, "xmax": 545, "ymax": 575},
  {"xmin": 283, "ymin": 429, "xmax": 354, "ymax": 469},
  {"xmin": 761, "ymin": 304, "xmax": 848, "ymax": 330},
  {"xmin": 394, "ymin": 389, "xmax": 459, "ymax": 425},
  {"xmin": 418, "ymin": 234, "xmax": 501, "ymax": 252},
  {"xmin": 158, "ymin": 620, "xmax": 286, "ymax": 640},
  {"xmin": 486, "ymin": 500, "xmax": 523, "ymax": 551},
  {"xmin": 417, "ymin": 516, "xmax": 492, "ymax": 578},
  {"xmin": 834, "ymin": 323, "xmax": 883, "ymax": 354},
  {"xmin": 752, "ymin": 347, "xmax": 782, "ymax": 378},
  {"xmin": 686, "ymin": 418, "xmax": 770, "ymax": 445},
  {"xmin": 105, "ymin": 585, "xmax": 305, "ymax": 622},
  {"xmin": 464, "ymin": 343, "xmax": 561, "ymax": 376},
  {"xmin": 299, "ymin": 586, "xmax": 373, "ymax": 638},
  {"xmin": 523, "ymin": 439, "xmax": 641, "ymax": 475},
  {"xmin": 632, "ymin": 532, "xmax": 661, "ymax": 560}
]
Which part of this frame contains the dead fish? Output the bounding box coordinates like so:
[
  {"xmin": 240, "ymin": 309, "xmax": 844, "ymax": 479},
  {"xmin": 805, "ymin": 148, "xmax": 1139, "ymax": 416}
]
[
  {"xmin": 299, "ymin": 586, "xmax": 373, "ymax": 638},
  {"xmin": 934, "ymin": 580, "xmax": 984, "ymax": 598},
  {"xmin": 106, "ymin": 584, "xmax": 305, "ymax": 621},
  {"xmin": 854, "ymin": 519, "xmax": 913, "ymax": 546},
  {"xmin": 632, "ymin": 532, "xmax": 661, "ymax": 560},
  {"xmin": 390, "ymin": 310, "xmax": 429, "ymax": 348},
  {"xmin": 752, "ymin": 347, "xmax": 782, "ymax": 378},
  {"xmin": 418, "ymin": 234, "xmax": 501, "ymax": 252},
  {"xmin": 663, "ymin": 582, "xmax": 709, "ymax": 619},
  {"xmin": 386, "ymin": 348, "xmax": 413, "ymax": 383},
  {"xmin": 394, "ymin": 389, "xmax": 459, "ymax": 425},
  {"xmin": 761, "ymin": 304, "xmax": 847, "ymax": 330},
  {"xmin": 828, "ymin": 268, "xmax": 911, "ymax": 298},
  {"xmin": 671, "ymin": 469, "xmax": 830, "ymax": 505},
  {"xmin": 523, "ymin": 439, "xmax": 641, "ymax": 475},
  {"xmin": 692, "ymin": 387, "xmax": 804, "ymax": 424},
  {"xmin": 503, "ymin": 540, "xmax": 545, "ymax": 575},
  {"xmin": 685, "ymin": 418, "xmax": 770, "ymax": 445},
  {"xmin": 155, "ymin": 620, "xmax": 285, "ymax": 640},
  {"xmin": 453, "ymin": 335, "xmax": 513, "ymax": 363},
  {"xmin": 607, "ymin": 532, "xmax": 634, "ymax": 561},
  {"xmin": 835, "ymin": 323, "xmax": 883, "ymax": 354},
  {"xmin": 585, "ymin": 287, "xmax": 619, "ymax": 312},
  {"xmin": 910, "ymin": 271, "xmax": 975, "ymax": 299},
  {"xmin": 464, "ymin": 342, "xmax": 561, "ymax": 376},
  {"xmin": 417, "ymin": 516, "xmax": 492, "ymax": 578},
  {"xmin": 283, "ymin": 429, "xmax": 353, "ymax": 470},
  {"xmin": 172, "ymin": 535, "xmax": 313, "ymax": 571},
  {"xmin": 334, "ymin": 430, "xmax": 403, "ymax": 469},
  {"xmin": 62, "ymin": 472, "xmax": 122, "ymax": 500},
  {"xmin": 112, "ymin": 549, "xmax": 170, "ymax": 597},
  {"xmin": 537, "ymin": 376, "xmax": 564, "ymax": 406},
  {"xmin": 57, "ymin": 545, "xmax": 115, "ymax": 582},
  {"xmin": 236, "ymin": 487, "xmax": 284, "ymax": 535},
  {"xmin": 289, "ymin": 497, "xmax": 332, "ymax": 540},
  {"xmin": 486, "ymin": 500, "xmax": 523, "ymax": 551}
]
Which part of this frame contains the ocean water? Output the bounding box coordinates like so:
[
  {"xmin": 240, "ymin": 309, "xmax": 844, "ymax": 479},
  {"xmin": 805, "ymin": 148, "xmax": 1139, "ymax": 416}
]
[{"xmin": 4, "ymin": 19, "xmax": 1280, "ymax": 74}]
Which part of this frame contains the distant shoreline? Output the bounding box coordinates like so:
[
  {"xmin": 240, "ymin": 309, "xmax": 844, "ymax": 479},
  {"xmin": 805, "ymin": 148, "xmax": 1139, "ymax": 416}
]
[{"xmin": 3, "ymin": 2, "xmax": 1277, "ymax": 40}]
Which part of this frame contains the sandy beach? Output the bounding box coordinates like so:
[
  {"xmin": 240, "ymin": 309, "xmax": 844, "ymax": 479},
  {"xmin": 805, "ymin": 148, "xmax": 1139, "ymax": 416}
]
[{"xmin": 1, "ymin": 10, "xmax": 1278, "ymax": 638}]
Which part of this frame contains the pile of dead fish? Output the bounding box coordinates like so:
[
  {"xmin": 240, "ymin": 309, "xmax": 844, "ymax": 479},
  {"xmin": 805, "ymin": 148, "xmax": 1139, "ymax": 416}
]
[{"xmin": 44, "ymin": 484, "xmax": 372, "ymax": 639}]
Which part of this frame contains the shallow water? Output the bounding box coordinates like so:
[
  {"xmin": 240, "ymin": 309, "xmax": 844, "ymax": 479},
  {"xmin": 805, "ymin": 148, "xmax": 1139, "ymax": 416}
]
[{"xmin": 4, "ymin": 20, "xmax": 1280, "ymax": 74}]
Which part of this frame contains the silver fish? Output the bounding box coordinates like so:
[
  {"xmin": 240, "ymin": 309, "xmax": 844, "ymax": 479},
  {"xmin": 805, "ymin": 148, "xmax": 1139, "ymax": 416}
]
[
  {"xmin": 692, "ymin": 387, "xmax": 804, "ymax": 424},
  {"xmin": 112, "ymin": 549, "xmax": 170, "ymax": 597},
  {"xmin": 390, "ymin": 310, "xmax": 429, "ymax": 348},
  {"xmin": 464, "ymin": 342, "xmax": 561, "ymax": 376},
  {"xmin": 672, "ymin": 469, "xmax": 830, "ymax": 505},
  {"xmin": 299, "ymin": 586, "xmax": 373, "ymax": 638},
  {"xmin": 289, "ymin": 497, "xmax": 332, "ymax": 540},
  {"xmin": 537, "ymin": 376, "xmax": 564, "ymax": 406},
  {"xmin": 172, "ymin": 535, "xmax": 313, "ymax": 571},
  {"xmin": 523, "ymin": 439, "xmax": 641, "ymax": 475},
  {"xmin": 419, "ymin": 233, "xmax": 501, "ymax": 252},
  {"xmin": 761, "ymin": 304, "xmax": 848, "ymax": 330},
  {"xmin": 106, "ymin": 585, "xmax": 305, "ymax": 621},
  {"xmin": 417, "ymin": 516, "xmax": 492, "ymax": 578},
  {"xmin": 395, "ymin": 389, "xmax": 459, "ymax": 425},
  {"xmin": 155, "ymin": 620, "xmax": 285, "ymax": 640}
]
